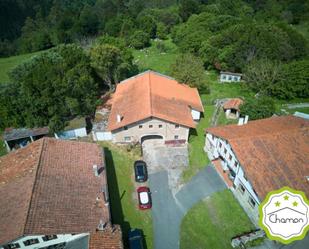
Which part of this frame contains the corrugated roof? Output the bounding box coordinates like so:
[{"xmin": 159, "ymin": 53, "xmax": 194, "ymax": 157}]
[
  {"xmin": 206, "ymin": 116, "xmax": 309, "ymax": 200},
  {"xmin": 107, "ymin": 71, "xmax": 204, "ymax": 131},
  {"xmin": 223, "ymin": 98, "xmax": 243, "ymax": 111},
  {"xmin": 3, "ymin": 127, "xmax": 49, "ymax": 141}
]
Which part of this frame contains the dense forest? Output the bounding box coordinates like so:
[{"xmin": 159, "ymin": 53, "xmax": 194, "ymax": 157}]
[{"xmin": 0, "ymin": 0, "xmax": 309, "ymax": 130}]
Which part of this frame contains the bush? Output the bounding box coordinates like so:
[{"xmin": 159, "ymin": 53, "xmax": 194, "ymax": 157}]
[
  {"xmin": 239, "ymin": 97, "xmax": 276, "ymax": 120},
  {"xmin": 156, "ymin": 22, "xmax": 168, "ymax": 40},
  {"xmin": 129, "ymin": 31, "xmax": 150, "ymax": 49}
]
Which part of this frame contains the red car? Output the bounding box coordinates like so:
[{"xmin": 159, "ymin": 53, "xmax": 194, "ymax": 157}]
[{"xmin": 137, "ymin": 186, "xmax": 152, "ymax": 210}]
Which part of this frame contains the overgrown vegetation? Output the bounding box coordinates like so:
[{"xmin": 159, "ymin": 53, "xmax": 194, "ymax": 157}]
[{"xmin": 180, "ymin": 190, "xmax": 255, "ymax": 249}]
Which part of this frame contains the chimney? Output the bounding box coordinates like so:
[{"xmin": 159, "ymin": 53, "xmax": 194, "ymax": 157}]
[
  {"xmin": 238, "ymin": 117, "xmax": 244, "ymax": 126},
  {"xmin": 116, "ymin": 114, "xmax": 122, "ymax": 123},
  {"xmin": 93, "ymin": 164, "xmax": 99, "ymax": 177},
  {"xmin": 244, "ymin": 115, "xmax": 249, "ymax": 124},
  {"xmin": 97, "ymin": 220, "xmax": 107, "ymax": 231}
]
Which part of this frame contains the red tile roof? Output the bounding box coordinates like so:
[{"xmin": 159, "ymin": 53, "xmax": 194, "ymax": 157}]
[
  {"xmin": 89, "ymin": 225, "xmax": 123, "ymax": 249},
  {"xmin": 206, "ymin": 116, "xmax": 309, "ymax": 200},
  {"xmin": 107, "ymin": 71, "xmax": 204, "ymax": 131},
  {"xmin": 223, "ymin": 98, "xmax": 243, "ymax": 111},
  {"xmin": 0, "ymin": 138, "xmax": 110, "ymax": 245}
]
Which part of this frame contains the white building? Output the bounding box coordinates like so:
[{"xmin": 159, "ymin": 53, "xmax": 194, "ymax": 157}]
[
  {"xmin": 220, "ymin": 71, "xmax": 242, "ymax": 83},
  {"xmin": 204, "ymin": 115, "xmax": 309, "ymax": 225}
]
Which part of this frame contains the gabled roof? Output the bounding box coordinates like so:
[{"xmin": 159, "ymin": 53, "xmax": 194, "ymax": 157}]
[
  {"xmin": 220, "ymin": 71, "xmax": 243, "ymax": 76},
  {"xmin": 3, "ymin": 127, "xmax": 49, "ymax": 141},
  {"xmin": 0, "ymin": 138, "xmax": 109, "ymax": 245},
  {"xmin": 206, "ymin": 116, "xmax": 309, "ymax": 200},
  {"xmin": 223, "ymin": 98, "xmax": 243, "ymax": 111},
  {"xmin": 107, "ymin": 71, "xmax": 204, "ymax": 131}
]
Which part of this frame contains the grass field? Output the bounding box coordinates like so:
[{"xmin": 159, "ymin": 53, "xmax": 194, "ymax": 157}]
[
  {"xmin": 132, "ymin": 39, "xmax": 180, "ymax": 74},
  {"xmin": 0, "ymin": 51, "xmax": 42, "ymax": 83},
  {"xmin": 182, "ymin": 105, "xmax": 214, "ymax": 182},
  {"xmin": 100, "ymin": 142, "xmax": 153, "ymax": 249},
  {"xmin": 180, "ymin": 190, "xmax": 255, "ymax": 249}
]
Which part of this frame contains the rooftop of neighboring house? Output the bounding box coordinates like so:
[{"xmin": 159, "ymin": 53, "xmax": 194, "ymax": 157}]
[
  {"xmin": 206, "ymin": 115, "xmax": 309, "ymax": 200},
  {"xmin": 220, "ymin": 71, "xmax": 243, "ymax": 76},
  {"xmin": 223, "ymin": 98, "xmax": 244, "ymax": 111},
  {"xmin": 107, "ymin": 70, "xmax": 204, "ymax": 131},
  {"xmin": 3, "ymin": 127, "xmax": 49, "ymax": 141},
  {"xmin": 0, "ymin": 138, "xmax": 116, "ymax": 246}
]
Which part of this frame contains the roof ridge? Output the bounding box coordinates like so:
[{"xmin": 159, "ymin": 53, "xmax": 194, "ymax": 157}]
[
  {"xmin": 23, "ymin": 138, "xmax": 47, "ymax": 235},
  {"xmin": 148, "ymin": 71, "xmax": 153, "ymax": 116}
]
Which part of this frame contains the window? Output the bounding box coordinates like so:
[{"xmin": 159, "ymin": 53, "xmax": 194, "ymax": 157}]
[
  {"xmin": 224, "ymin": 148, "xmax": 227, "ymax": 154},
  {"xmin": 124, "ymin": 136, "xmax": 131, "ymax": 142},
  {"xmin": 23, "ymin": 239, "xmax": 39, "ymax": 246},
  {"xmin": 139, "ymin": 125, "xmax": 143, "ymax": 129},
  {"xmin": 222, "ymin": 75, "xmax": 226, "ymax": 80},
  {"xmin": 3, "ymin": 244, "xmax": 20, "ymax": 249},
  {"xmin": 124, "ymin": 126, "xmax": 128, "ymax": 130},
  {"xmin": 243, "ymin": 173, "xmax": 248, "ymax": 181},
  {"xmin": 249, "ymin": 197, "xmax": 256, "ymax": 208},
  {"xmin": 229, "ymin": 154, "xmax": 232, "ymax": 160},
  {"xmin": 234, "ymin": 161, "xmax": 238, "ymax": 167},
  {"xmin": 228, "ymin": 76, "xmax": 232, "ymax": 80},
  {"xmin": 175, "ymin": 124, "xmax": 180, "ymax": 129},
  {"xmin": 149, "ymin": 125, "xmax": 153, "ymax": 128},
  {"xmin": 42, "ymin": 235, "xmax": 58, "ymax": 241},
  {"xmin": 233, "ymin": 76, "xmax": 238, "ymax": 81},
  {"xmin": 219, "ymin": 142, "xmax": 222, "ymax": 148},
  {"xmin": 212, "ymin": 134, "xmax": 215, "ymax": 140},
  {"xmin": 174, "ymin": 135, "xmax": 179, "ymax": 140},
  {"xmin": 239, "ymin": 184, "xmax": 245, "ymax": 194},
  {"xmin": 159, "ymin": 124, "xmax": 162, "ymax": 128}
]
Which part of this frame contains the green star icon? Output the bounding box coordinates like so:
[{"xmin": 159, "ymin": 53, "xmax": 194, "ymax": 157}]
[
  {"xmin": 275, "ymin": 201, "xmax": 281, "ymax": 207},
  {"xmin": 293, "ymin": 201, "xmax": 298, "ymax": 207},
  {"xmin": 283, "ymin": 195, "xmax": 289, "ymax": 201}
]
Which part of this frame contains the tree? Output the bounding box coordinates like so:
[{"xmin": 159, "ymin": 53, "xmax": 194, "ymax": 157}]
[
  {"xmin": 90, "ymin": 44, "xmax": 124, "ymax": 90},
  {"xmin": 239, "ymin": 97, "xmax": 276, "ymax": 120},
  {"xmin": 270, "ymin": 60, "xmax": 309, "ymax": 99},
  {"xmin": 170, "ymin": 53, "xmax": 208, "ymax": 92},
  {"xmin": 7, "ymin": 44, "xmax": 98, "ymax": 132},
  {"xmin": 129, "ymin": 31, "xmax": 150, "ymax": 49},
  {"xmin": 156, "ymin": 22, "xmax": 168, "ymax": 40},
  {"xmin": 244, "ymin": 59, "xmax": 282, "ymax": 95},
  {"xmin": 179, "ymin": 0, "xmax": 201, "ymax": 22}
]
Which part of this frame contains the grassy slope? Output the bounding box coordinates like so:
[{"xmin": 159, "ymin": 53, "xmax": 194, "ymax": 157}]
[
  {"xmin": 101, "ymin": 142, "xmax": 153, "ymax": 249},
  {"xmin": 132, "ymin": 39, "xmax": 179, "ymax": 74},
  {"xmin": 0, "ymin": 51, "xmax": 42, "ymax": 82},
  {"xmin": 180, "ymin": 190, "xmax": 255, "ymax": 249}
]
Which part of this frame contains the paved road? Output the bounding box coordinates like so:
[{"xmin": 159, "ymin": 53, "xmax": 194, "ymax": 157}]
[{"xmin": 149, "ymin": 166, "xmax": 226, "ymax": 249}]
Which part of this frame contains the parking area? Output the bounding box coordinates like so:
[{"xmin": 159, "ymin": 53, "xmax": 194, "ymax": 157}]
[{"xmin": 142, "ymin": 139, "xmax": 189, "ymax": 193}]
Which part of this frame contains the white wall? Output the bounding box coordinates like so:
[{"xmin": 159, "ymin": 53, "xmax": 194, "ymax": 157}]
[
  {"xmin": 74, "ymin": 128, "xmax": 87, "ymax": 137},
  {"xmin": 0, "ymin": 233, "xmax": 89, "ymax": 249},
  {"xmin": 220, "ymin": 74, "xmax": 241, "ymax": 83},
  {"xmin": 205, "ymin": 133, "xmax": 260, "ymax": 204},
  {"xmin": 93, "ymin": 131, "xmax": 113, "ymax": 141},
  {"xmin": 191, "ymin": 109, "xmax": 201, "ymax": 121}
]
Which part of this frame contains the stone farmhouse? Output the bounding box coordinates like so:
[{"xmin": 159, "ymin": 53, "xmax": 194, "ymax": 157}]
[
  {"xmin": 0, "ymin": 138, "xmax": 123, "ymax": 249},
  {"xmin": 204, "ymin": 115, "xmax": 309, "ymax": 225},
  {"xmin": 107, "ymin": 71, "xmax": 204, "ymax": 144}
]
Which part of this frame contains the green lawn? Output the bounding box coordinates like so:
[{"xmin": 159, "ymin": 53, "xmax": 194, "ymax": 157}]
[
  {"xmin": 132, "ymin": 38, "xmax": 180, "ymax": 75},
  {"xmin": 284, "ymin": 106, "xmax": 309, "ymax": 114},
  {"xmin": 0, "ymin": 51, "xmax": 42, "ymax": 83},
  {"xmin": 101, "ymin": 142, "xmax": 153, "ymax": 249},
  {"xmin": 0, "ymin": 139, "xmax": 7, "ymax": 157},
  {"xmin": 180, "ymin": 190, "xmax": 255, "ymax": 249},
  {"xmin": 183, "ymin": 105, "xmax": 214, "ymax": 182}
]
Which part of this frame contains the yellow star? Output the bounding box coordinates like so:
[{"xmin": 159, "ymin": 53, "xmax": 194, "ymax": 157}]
[
  {"xmin": 293, "ymin": 201, "xmax": 298, "ymax": 207},
  {"xmin": 283, "ymin": 195, "xmax": 289, "ymax": 201},
  {"xmin": 275, "ymin": 201, "xmax": 281, "ymax": 207}
]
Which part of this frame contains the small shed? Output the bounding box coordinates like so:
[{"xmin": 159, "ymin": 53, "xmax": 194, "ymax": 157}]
[
  {"xmin": 3, "ymin": 127, "xmax": 49, "ymax": 152},
  {"xmin": 220, "ymin": 71, "xmax": 242, "ymax": 83},
  {"xmin": 55, "ymin": 117, "xmax": 88, "ymax": 140},
  {"xmin": 223, "ymin": 98, "xmax": 243, "ymax": 119}
]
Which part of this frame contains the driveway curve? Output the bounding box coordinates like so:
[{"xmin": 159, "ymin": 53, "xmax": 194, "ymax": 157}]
[{"xmin": 149, "ymin": 165, "xmax": 226, "ymax": 249}]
